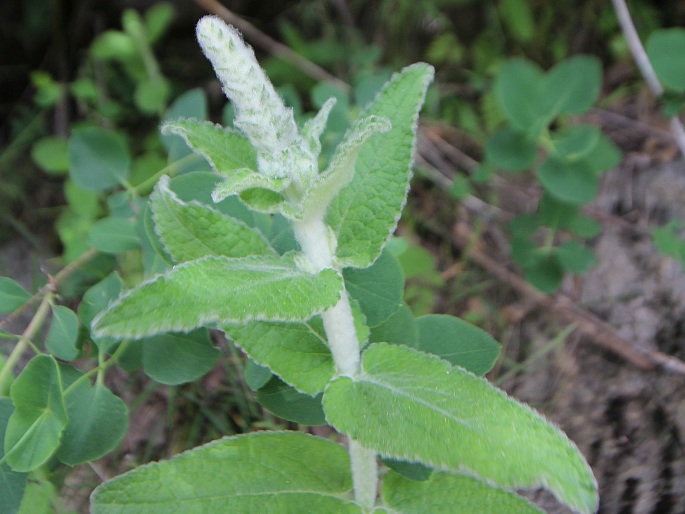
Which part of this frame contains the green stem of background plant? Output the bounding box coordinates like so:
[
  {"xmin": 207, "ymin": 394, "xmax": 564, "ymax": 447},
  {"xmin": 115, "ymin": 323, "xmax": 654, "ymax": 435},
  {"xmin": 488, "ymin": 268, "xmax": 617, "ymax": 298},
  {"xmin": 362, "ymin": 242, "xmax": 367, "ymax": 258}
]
[{"xmin": 292, "ymin": 215, "xmax": 377, "ymax": 509}]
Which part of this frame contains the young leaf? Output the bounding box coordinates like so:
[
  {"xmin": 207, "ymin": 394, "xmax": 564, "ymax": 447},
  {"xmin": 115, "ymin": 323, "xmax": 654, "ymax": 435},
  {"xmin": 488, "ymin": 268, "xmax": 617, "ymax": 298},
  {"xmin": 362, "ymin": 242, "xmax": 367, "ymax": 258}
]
[
  {"xmin": 343, "ymin": 248, "xmax": 405, "ymax": 327},
  {"xmin": 92, "ymin": 255, "xmax": 343, "ymax": 339},
  {"xmin": 301, "ymin": 115, "xmax": 391, "ymax": 219},
  {"xmin": 323, "ymin": 344, "xmax": 598, "ymax": 514},
  {"xmin": 0, "ymin": 398, "xmax": 27, "ymax": 514},
  {"xmin": 68, "ymin": 127, "xmax": 131, "ymax": 191},
  {"xmin": 0, "ymin": 278, "xmax": 31, "ymax": 314},
  {"xmin": 142, "ymin": 330, "xmax": 220, "ymax": 385},
  {"xmin": 327, "ymin": 63, "xmax": 434, "ymax": 268},
  {"xmin": 45, "ymin": 305, "xmax": 80, "ymax": 361},
  {"xmin": 4, "ymin": 355, "xmax": 67, "ymax": 472},
  {"xmin": 91, "ymin": 431, "xmax": 362, "ymax": 513},
  {"xmin": 256, "ymin": 377, "xmax": 326, "ymax": 425},
  {"xmin": 161, "ymin": 119, "xmax": 257, "ymax": 172},
  {"xmin": 382, "ymin": 471, "xmax": 543, "ymax": 514},
  {"xmin": 150, "ymin": 175, "xmax": 275, "ymax": 262},
  {"xmin": 56, "ymin": 371, "xmax": 128, "ymax": 466},
  {"xmin": 210, "ymin": 170, "xmax": 289, "ymax": 206},
  {"xmin": 415, "ymin": 315, "xmax": 500, "ymax": 376},
  {"xmin": 223, "ymin": 318, "xmax": 333, "ymax": 396}
]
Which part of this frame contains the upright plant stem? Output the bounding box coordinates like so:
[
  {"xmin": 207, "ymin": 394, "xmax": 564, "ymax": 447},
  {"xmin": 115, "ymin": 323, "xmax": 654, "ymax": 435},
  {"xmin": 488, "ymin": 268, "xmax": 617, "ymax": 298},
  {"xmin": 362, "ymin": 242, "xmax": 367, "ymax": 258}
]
[{"xmin": 292, "ymin": 216, "xmax": 378, "ymax": 508}]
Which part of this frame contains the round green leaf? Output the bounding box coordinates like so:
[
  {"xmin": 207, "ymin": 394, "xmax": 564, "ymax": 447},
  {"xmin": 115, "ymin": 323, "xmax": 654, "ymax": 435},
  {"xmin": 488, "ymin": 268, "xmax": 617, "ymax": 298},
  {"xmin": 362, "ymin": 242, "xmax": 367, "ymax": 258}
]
[
  {"xmin": 31, "ymin": 137, "xmax": 69, "ymax": 174},
  {"xmin": 523, "ymin": 252, "xmax": 565, "ymax": 294},
  {"xmin": 343, "ymin": 249, "xmax": 405, "ymax": 327},
  {"xmin": 68, "ymin": 127, "xmax": 131, "ymax": 191},
  {"xmin": 551, "ymin": 125, "xmax": 600, "ymax": 161},
  {"xmin": 90, "ymin": 30, "xmax": 137, "ymax": 60},
  {"xmin": 369, "ymin": 303, "xmax": 419, "ymax": 347},
  {"xmin": 415, "ymin": 315, "xmax": 501, "ymax": 376},
  {"xmin": 582, "ymin": 133, "xmax": 622, "ymax": 173},
  {"xmin": 57, "ymin": 376, "xmax": 129, "ymax": 466},
  {"xmin": 485, "ymin": 125, "xmax": 538, "ymax": 172},
  {"xmin": 142, "ymin": 330, "xmax": 220, "ymax": 385},
  {"xmin": 45, "ymin": 305, "xmax": 80, "ymax": 361},
  {"xmin": 536, "ymin": 156, "xmax": 598, "ymax": 205},
  {"xmin": 134, "ymin": 77, "xmax": 170, "ymax": 114},
  {"xmin": 0, "ymin": 278, "xmax": 31, "ymax": 314},
  {"xmin": 556, "ymin": 242, "xmax": 597, "ymax": 274},
  {"xmin": 88, "ymin": 217, "xmax": 140, "ymax": 254},
  {"xmin": 256, "ymin": 377, "xmax": 326, "ymax": 426},
  {"xmin": 647, "ymin": 28, "xmax": 685, "ymax": 92},
  {"xmin": 494, "ymin": 58, "xmax": 550, "ymax": 136},
  {"xmin": 543, "ymin": 55, "xmax": 602, "ymax": 115},
  {"xmin": 0, "ymin": 398, "xmax": 28, "ymax": 514},
  {"xmin": 4, "ymin": 355, "xmax": 67, "ymax": 472}
]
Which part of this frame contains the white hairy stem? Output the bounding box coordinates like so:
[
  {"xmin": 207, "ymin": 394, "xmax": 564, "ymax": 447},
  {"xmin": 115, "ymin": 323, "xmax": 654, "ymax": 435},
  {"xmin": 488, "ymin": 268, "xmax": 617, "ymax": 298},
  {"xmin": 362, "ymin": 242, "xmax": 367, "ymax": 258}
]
[{"xmin": 293, "ymin": 215, "xmax": 377, "ymax": 508}]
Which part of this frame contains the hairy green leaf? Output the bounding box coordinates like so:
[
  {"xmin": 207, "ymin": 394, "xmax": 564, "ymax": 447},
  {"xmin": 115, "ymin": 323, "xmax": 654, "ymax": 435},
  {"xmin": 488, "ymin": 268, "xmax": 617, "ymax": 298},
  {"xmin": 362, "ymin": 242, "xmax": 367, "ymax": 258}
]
[
  {"xmin": 4, "ymin": 355, "xmax": 67, "ymax": 472},
  {"xmin": 327, "ymin": 63, "xmax": 434, "ymax": 268},
  {"xmin": 92, "ymin": 255, "xmax": 343, "ymax": 338},
  {"xmin": 323, "ymin": 344, "xmax": 598, "ymax": 514},
  {"xmin": 382, "ymin": 471, "xmax": 543, "ymax": 513},
  {"xmin": 91, "ymin": 432, "xmax": 361, "ymax": 513},
  {"xmin": 223, "ymin": 318, "xmax": 333, "ymax": 396},
  {"xmin": 301, "ymin": 115, "xmax": 391, "ymax": 218},
  {"xmin": 161, "ymin": 119, "xmax": 256, "ymax": 172},
  {"xmin": 151, "ymin": 175, "xmax": 274, "ymax": 262}
]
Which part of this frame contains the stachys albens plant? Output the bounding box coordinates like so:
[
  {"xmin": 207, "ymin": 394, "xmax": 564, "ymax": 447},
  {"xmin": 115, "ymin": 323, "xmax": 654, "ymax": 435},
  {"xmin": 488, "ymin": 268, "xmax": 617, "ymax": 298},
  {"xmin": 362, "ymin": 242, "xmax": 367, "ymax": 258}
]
[{"xmin": 89, "ymin": 16, "xmax": 598, "ymax": 514}]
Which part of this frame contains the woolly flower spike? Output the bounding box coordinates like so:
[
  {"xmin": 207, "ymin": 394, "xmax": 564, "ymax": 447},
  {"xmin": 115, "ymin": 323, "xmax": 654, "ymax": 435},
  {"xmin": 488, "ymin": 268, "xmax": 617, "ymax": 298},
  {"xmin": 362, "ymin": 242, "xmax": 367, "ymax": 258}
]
[{"xmin": 196, "ymin": 16, "xmax": 311, "ymax": 179}]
